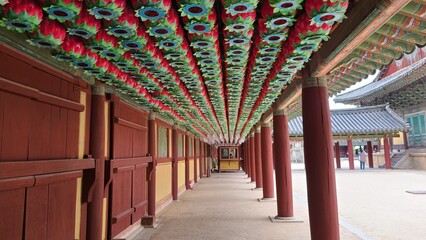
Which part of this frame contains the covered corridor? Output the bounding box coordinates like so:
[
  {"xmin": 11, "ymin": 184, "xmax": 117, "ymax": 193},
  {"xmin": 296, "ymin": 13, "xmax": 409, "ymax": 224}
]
[{"xmin": 0, "ymin": 0, "xmax": 425, "ymax": 239}]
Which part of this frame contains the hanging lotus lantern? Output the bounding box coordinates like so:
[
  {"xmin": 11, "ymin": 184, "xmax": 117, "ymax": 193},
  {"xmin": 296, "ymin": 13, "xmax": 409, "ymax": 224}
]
[
  {"xmin": 296, "ymin": 14, "xmax": 332, "ymax": 44},
  {"xmin": 86, "ymin": 29, "xmax": 117, "ymax": 52},
  {"xmin": 147, "ymin": 10, "xmax": 180, "ymax": 38},
  {"xmin": 1, "ymin": 0, "xmax": 43, "ymax": 33},
  {"xmin": 304, "ymin": 0, "xmax": 348, "ymax": 26},
  {"xmin": 221, "ymin": 0, "xmax": 259, "ymax": 16},
  {"xmin": 182, "ymin": 9, "xmax": 216, "ymax": 35},
  {"xmin": 87, "ymin": 56, "xmax": 111, "ymax": 75},
  {"xmin": 260, "ymin": 1, "xmax": 299, "ymax": 29},
  {"xmin": 121, "ymin": 26, "xmax": 148, "ymax": 50},
  {"xmin": 113, "ymin": 52, "xmax": 137, "ymax": 70},
  {"xmin": 257, "ymin": 19, "xmax": 288, "ymax": 44},
  {"xmin": 179, "ymin": 0, "xmax": 214, "ymax": 19},
  {"xmin": 132, "ymin": 0, "xmax": 172, "ymax": 22},
  {"xmin": 39, "ymin": 0, "xmax": 82, "ymax": 23},
  {"xmin": 222, "ymin": 11, "xmax": 256, "ymax": 33},
  {"xmin": 66, "ymin": 9, "xmax": 100, "ymax": 39},
  {"xmin": 262, "ymin": 0, "xmax": 302, "ymax": 17},
  {"xmin": 105, "ymin": 7, "xmax": 138, "ymax": 38},
  {"xmin": 28, "ymin": 18, "xmax": 66, "ymax": 48},
  {"xmin": 72, "ymin": 49, "xmax": 98, "ymax": 69},
  {"xmin": 52, "ymin": 36, "xmax": 85, "ymax": 62},
  {"xmin": 85, "ymin": 0, "xmax": 126, "ymax": 20}
]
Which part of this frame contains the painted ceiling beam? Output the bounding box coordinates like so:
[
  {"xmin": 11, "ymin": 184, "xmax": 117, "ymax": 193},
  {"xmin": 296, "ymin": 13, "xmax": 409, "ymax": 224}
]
[{"xmin": 309, "ymin": 0, "xmax": 411, "ymax": 77}]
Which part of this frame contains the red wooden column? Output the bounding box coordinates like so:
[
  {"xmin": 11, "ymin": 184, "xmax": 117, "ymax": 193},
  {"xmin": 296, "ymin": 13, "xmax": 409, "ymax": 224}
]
[
  {"xmin": 199, "ymin": 140, "xmax": 203, "ymax": 178},
  {"xmin": 272, "ymin": 110, "xmax": 294, "ymax": 218},
  {"xmin": 367, "ymin": 141, "xmax": 374, "ymax": 168},
  {"xmin": 145, "ymin": 111, "xmax": 157, "ymax": 225},
  {"xmin": 87, "ymin": 84, "xmax": 106, "ymax": 240},
  {"xmin": 246, "ymin": 140, "xmax": 251, "ymax": 178},
  {"xmin": 250, "ymin": 133, "xmax": 256, "ymax": 182},
  {"xmin": 302, "ymin": 77, "xmax": 339, "ymax": 240},
  {"xmin": 204, "ymin": 142, "xmax": 208, "ymax": 177},
  {"xmin": 260, "ymin": 122, "xmax": 274, "ymax": 200},
  {"xmin": 384, "ymin": 135, "xmax": 391, "ymax": 169},
  {"xmin": 254, "ymin": 126, "xmax": 263, "ymax": 189},
  {"xmin": 172, "ymin": 125, "xmax": 178, "ymax": 200},
  {"xmin": 194, "ymin": 138, "xmax": 198, "ymax": 183},
  {"xmin": 185, "ymin": 132, "xmax": 190, "ymax": 190},
  {"xmin": 403, "ymin": 131, "xmax": 409, "ymax": 150},
  {"xmin": 335, "ymin": 141, "xmax": 341, "ymax": 169},
  {"xmin": 241, "ymin": 142, "xmax": 246, "ymax": 173},
  {"xmin": 347, "ymin": 138, "xmax": 354, "ymax": 170},
  {"xmin": 206, "ymin": 143, "xmax": 211, "ymax": 177}
]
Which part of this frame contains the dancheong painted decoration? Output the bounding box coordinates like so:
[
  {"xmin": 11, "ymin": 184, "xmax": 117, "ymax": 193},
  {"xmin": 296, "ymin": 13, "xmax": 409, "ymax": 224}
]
[{"xmin": 0, "ymin": 0, "xmax": 349, "ymax": 143}]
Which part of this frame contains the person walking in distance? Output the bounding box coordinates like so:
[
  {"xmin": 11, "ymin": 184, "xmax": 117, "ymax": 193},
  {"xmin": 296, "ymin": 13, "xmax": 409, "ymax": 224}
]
[{"xmin": 359, "ymin": 148, "xmax": 367, "ymax": 169}]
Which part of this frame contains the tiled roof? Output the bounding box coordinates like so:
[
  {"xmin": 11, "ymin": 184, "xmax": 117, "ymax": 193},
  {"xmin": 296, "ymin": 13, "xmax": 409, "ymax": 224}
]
[
  {"xmin": 334, "ymin": 57, "xmax": 426, "ymax": 104},
  {"xmin": 288, "ymin": 104, "xmax": 408, "ymax": 137}
]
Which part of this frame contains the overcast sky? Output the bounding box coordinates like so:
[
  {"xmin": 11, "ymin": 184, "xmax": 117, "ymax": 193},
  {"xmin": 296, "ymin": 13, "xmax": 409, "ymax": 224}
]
[{"xmin": 328, "ymin": 72, "xmax": 379, "ymax": 110}]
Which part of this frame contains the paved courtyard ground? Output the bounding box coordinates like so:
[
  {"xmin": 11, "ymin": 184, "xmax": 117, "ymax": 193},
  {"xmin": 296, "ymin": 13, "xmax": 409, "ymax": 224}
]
[{"xmin": 135, "ymin": 162, "xmax": 426, "ymax": 240}]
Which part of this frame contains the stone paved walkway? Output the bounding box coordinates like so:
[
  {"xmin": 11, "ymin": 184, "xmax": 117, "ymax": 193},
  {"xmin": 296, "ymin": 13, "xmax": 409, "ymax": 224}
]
[{"xmin": 135, "ymin": 171, "xmax": 360, "ymax": 240}]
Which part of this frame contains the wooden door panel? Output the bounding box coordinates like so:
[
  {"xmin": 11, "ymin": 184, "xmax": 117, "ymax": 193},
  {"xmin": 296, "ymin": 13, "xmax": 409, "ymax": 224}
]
[
  {"xmin": 66, "ymin": 109, "xmax": 79, "ymax": 159},
  {"xmin": 0, "ymin": 92, "xmax": 31, "ymax": 161},
  {"xmin": 46, "ymin": 179, "xmax": 77, "ymax": 240},
  {"xmin": 112, "ymin": 171, "xmax": 133, "ymax": 216},
  {"xmin": 0, "ymin": 189, "xmax": 25, "ymax": 239},
  {"xmin": 28, "ymin": 101, "xmax": 52, "ymax": 160},
  {"xmin": 110, "ymin": 101, "xmax": 149, "ymax": 237},
  {"xmin": 114, "ymin": 125, "xmax": 133, "ymax": 159},
  {"xmin": 25, "ymin": 185, "xmax": 49, "ymax": 240},
  {"xmin": 111, "ymin": 170, "xmax": 132, "ymax": 237},
  {"xmin": 132, "ymin": 130, "xmax": 146, "ymax": 157},
  {"xmin": 50, "ymin": 106, "xmax": 68, "ymax": 159},
  {"xmin": 132, "ymin": 165, "xmax": 147, "ymax": 223}
]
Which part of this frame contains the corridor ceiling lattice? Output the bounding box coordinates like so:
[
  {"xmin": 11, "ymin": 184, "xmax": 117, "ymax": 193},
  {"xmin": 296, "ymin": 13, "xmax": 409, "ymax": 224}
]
[{"xmin": 0, "ymin": 0, "xmax": 349, "ymax": 144}]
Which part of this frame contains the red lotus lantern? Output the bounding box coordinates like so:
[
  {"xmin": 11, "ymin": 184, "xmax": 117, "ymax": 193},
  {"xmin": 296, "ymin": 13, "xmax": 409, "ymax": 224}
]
[
  {"xmin": 84, "ymin": 0, "xmax": 126, "ymax": 20},
  {"xmin": 132, "ymin": 0, "xmax": 172, "ymax": 22},
  {"xmin": 39, "ymin": 0, "xmax": 82, "ymax": 22},
  {"xmin": 1, "ymin": 0, "xmax": 43, "ymax": 33},
  {"xmin": 304, "ymin": 0, "xmax": 348, "ymax": 26},
  {"xmin": 28, "ymin": 17, "xmax": 66, "ymax": 48},
  {"xmin": 105, "ymin": 7, "xmax": 139, "ymax": 38},
  {"xmin": 66, "ymin": 8, "xmax": 100, "ymax": 39},
  {"xmin": 52, "ymin": 36, "xmax": 86, "ymax": 62}
]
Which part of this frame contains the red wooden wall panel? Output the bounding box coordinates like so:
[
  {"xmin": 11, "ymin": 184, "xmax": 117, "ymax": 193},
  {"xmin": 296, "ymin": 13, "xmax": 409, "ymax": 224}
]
[
  {"xmin": 0, "ymin": 92, "xmax": 31, "ymax": 161},
  {"xmin": 47, "ymin": 179, "xmax": 77, "ymax": 239},
  {"xmin": 109, "ymin": 99, "xmax": 148, "ymax": 238},
  {"xmin": 25, "ymin": 186, "xmax": 49, "ymax": 240},
  {"xmin": 0, "ymin": 47, "xmax": 86, "ymax": 240},
  {"xmin": 0, "ymin": 189, "xmax": 26, "ymax": 239}
]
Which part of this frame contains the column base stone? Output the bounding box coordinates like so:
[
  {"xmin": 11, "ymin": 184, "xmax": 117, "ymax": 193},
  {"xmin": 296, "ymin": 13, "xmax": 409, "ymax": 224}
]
[
  {"xmin": 258, "ymin": 197, "xmax": 276, "ymax": 202},
  {"xmin": 141, "ymin": 216, "xmax": 158, "ymax": 229},
  {"xmin": 269, "ymin": 216, "xmax": 304, "ymax": 223}
]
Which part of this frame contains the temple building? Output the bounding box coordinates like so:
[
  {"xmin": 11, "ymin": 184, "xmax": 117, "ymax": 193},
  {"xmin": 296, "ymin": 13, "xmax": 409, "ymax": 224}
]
[
  {"xmin": 335, "ymin": 47, "xmax": 426, "ymax": 148},
  {"xmin": 0, "ymin": 0, "xmax": 425, "ymax": 239}
]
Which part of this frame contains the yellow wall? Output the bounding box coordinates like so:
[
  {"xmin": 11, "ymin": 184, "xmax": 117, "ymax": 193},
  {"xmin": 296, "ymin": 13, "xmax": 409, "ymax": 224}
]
[
  {"xmin": 220, "ymin": 160, "xmax": 239, "ymax": 170},
  {"xmin": 196, "ymin": 159, "xmax": 200, "ymax": 178},
  {"xmin": 102, "ymin": 197, "xmax": 107, "ymax": 240},
  {"xmin": 178, "ymin": 160, "xmax": 185, "ymax": 188},
  {"xmin": 393, "ymin": 132, "xmax": 404, "ymax": 145},
  {"xmin": 189, "ymin": 159, "xmax": 194, "ymax": 181},
  {"xmin": 156, "ymin": 162, "xmax": 172, "ymax": 203}
]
